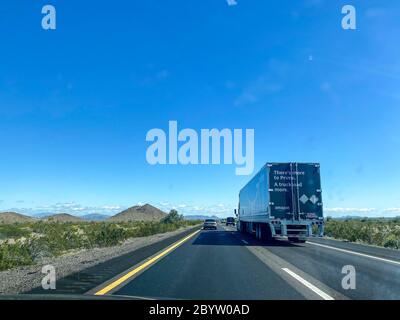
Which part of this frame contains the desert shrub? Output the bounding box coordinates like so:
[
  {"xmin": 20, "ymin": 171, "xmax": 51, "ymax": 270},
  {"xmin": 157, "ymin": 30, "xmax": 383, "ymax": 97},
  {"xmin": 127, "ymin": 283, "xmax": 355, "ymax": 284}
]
[
  {"xmin": 0, "ymin": 241, "xmax": 34, "ymax": 271},
  {"xmin": 0, "ymin": 224, "xmax": 31, "ymax": 240},
  {"xmin": 0, "ymin": 217, "xmax": 201, "ymax": 271},
  {"xmin": 324, "ymin": 219, "xmax": 400, "ymax": 248},
  {"xmin": 162, "ymin": 210, "xmax": 184, "ymax": 224},
  {"xmin": 383, "ymin": 234, "xmax": 400, "ymax": 249},
  {"xmin": 86, "ymin": 223, "xmax": 128, "ymax": 247}
]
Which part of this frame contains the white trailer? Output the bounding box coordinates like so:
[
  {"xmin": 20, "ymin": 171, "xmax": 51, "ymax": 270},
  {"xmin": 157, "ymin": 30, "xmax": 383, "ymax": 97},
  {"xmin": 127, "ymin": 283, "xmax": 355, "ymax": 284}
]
[{"xmin": 236, "ymin": 163, "xmax": 324, "ymax": 243}]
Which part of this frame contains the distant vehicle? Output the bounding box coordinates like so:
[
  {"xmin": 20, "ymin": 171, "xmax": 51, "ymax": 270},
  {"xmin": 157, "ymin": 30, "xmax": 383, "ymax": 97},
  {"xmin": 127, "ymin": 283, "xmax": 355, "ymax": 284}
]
[
  {"xmin": 236, "ymin": 163, "xmax": 324, "ymax": 243},
  {"xmin": 203, "ymin": 219, "xmax": 217, "ymax": 230},
  {"xmin": 220, "ymin": 219, "xmax": 226, "ymax": 224},
  {"xmin": 226, "ymin": 217, "xmax": 235, "ymax": 226}
]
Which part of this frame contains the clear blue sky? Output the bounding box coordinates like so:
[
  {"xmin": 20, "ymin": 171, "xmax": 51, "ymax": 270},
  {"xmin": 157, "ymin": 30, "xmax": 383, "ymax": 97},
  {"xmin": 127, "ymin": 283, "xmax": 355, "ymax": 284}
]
[{"xmin": 0, "ymin": 0, "xmax": 399, "ymax": 217}]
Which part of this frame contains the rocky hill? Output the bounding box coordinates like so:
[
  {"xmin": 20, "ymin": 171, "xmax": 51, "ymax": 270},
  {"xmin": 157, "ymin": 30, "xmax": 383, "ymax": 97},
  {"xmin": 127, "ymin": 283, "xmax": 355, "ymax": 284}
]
[
  {"xmin": 108, "ymin": 204, "xmax": 166, "ymax": 222},
  {"xmin": 42, "ymin": 213, "xmax": 84, "ymax": 222},
  {"xmin": 0, "ymin": 212, "xmax": 36, "ymax": 224}
]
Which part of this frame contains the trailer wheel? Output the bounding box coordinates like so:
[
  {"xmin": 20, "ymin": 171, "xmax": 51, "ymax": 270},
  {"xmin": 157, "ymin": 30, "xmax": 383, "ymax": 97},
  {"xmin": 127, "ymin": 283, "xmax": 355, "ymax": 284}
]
[
  {"xmin": 292, "ymin": 239, "xmax": 306, "ymax": 243},
  {"xmin": 255, "ymin": 224, "xmax": 260, "ymax": 239},
  {"xmin": 239, "ymin": 221, "xmax": 246, "ymax": 233},
  {"xmin": 289, "ymin": 238, "xmax": 306, "ymax": 243},
  {"xmin": 260, "ymin": 223, "xmax": 273, "ymax": 243}
]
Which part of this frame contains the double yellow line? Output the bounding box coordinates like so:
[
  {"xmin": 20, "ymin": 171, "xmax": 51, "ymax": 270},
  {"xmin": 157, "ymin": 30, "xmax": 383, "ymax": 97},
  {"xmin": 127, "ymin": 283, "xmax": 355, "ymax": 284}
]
[{"xmin": 94, "ymin": 229, "xmax": 201, "ymax": 295}]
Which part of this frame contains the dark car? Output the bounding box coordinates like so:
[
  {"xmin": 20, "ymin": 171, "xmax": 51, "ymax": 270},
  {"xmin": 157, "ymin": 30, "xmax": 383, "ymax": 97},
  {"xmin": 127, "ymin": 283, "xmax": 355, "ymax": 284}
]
[{"xmin": 226, "ymin": 217, "xmax": 235, "ymax": 226}]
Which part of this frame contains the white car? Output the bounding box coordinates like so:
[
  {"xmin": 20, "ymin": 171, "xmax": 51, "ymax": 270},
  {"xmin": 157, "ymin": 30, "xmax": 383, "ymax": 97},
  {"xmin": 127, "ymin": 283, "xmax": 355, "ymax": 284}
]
[{"xmin": 203, "ymin": 219, "xmax": 217, "ymax": 230}]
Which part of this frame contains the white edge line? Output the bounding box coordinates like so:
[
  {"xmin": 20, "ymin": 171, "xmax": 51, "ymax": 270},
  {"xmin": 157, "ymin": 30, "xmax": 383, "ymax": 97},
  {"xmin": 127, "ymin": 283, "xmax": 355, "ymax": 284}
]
[
  {"xmin": 282, "ymin": 268, "xmax": 334, "ymax": 300},
  {"xmin": 307, "ymin": 241, "xmax": 400, "ymax": 266}
]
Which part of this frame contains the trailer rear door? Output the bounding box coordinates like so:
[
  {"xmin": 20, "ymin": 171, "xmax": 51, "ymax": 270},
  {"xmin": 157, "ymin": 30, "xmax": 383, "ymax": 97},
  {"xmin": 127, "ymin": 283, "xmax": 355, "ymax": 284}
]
[
  {"xmin": 268, "ymin": 163, "xmax": 295, "ymax": 220},
  {"xmin": 268, "ymin": 163, "xmax": 323, "ymax": 220},
  {"xmin": 294, "ymin": 163, "xmax": 323, "ymax": 220}
]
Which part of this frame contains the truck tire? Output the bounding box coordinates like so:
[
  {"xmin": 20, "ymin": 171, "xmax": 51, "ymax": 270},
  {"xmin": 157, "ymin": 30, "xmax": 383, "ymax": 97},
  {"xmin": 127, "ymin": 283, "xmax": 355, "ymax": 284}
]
[
  {"xmin": 260, "ymin": 223, "xmax": 273, "ymax": 243},
  {"xmin": 255, "ymin": 224, "xmax": 260, "ymax": 239},
  {"xmin": 289, "ymin": 238, "xmax": 306, "ymax": 243}
]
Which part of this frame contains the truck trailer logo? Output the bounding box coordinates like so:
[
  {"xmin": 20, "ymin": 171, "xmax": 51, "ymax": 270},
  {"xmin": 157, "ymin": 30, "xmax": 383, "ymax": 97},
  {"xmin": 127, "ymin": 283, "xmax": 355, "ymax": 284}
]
[
  {"xmin": 300, "ymin": 194, "xmax": 319, "ymax": 205},
  {"xmin": 300, "ymin": 194, "xmax": 309, "ymax": 204},
  {"xmin": 309, "ymin": 195, "xmax": 319, "ymax": 204}
]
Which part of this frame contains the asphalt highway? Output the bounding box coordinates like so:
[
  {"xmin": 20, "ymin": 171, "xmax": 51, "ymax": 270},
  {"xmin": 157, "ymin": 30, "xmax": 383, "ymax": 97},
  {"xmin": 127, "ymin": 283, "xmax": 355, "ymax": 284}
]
[{"xmin": 89, "ymin": 224, "xmax": 400, "ymax": 300}]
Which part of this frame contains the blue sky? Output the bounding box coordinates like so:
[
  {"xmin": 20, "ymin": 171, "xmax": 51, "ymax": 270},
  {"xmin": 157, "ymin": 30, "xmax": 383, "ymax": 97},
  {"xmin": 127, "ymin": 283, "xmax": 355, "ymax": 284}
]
[{"xmin": 0, "ymin": 0, "xmax": 399, "ymax": 217}]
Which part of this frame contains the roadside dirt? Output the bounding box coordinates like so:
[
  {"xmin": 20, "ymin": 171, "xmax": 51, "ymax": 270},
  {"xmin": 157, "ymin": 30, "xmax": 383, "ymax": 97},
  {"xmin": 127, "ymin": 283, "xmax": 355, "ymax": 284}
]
[{"xmin": 0, "ymin": 226, "xmax": 197, "ymax": 295}]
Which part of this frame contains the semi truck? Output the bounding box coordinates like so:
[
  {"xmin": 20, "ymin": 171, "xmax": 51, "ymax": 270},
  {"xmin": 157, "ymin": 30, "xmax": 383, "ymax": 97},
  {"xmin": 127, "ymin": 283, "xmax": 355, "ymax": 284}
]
[{"xmin": 235, "ymin": 163, "xmax": 324, "ymax": 243}]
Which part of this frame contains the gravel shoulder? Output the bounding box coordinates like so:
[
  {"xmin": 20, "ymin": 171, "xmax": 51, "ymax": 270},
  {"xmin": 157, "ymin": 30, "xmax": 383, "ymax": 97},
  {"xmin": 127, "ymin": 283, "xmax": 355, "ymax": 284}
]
[{"xmin": 0, "ymin": 225, "xmax": 198, "ymax": 295}]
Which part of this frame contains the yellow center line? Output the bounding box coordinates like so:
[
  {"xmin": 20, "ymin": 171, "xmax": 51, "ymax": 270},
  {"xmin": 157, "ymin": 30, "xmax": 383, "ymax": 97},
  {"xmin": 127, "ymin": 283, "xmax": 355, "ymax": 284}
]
[{"xmin": 94, "ymin": 229, "xmax": 201, "ymax": 295}]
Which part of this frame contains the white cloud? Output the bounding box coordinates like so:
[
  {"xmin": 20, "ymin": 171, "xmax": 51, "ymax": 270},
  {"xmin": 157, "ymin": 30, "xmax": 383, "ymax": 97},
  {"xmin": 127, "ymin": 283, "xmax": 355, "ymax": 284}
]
[
  {"xmin": 1, "ymin": 202, "xmax": 126, "ymax": 216},
  {"xmin": 71, "ymin": 207, "xmax": 86, "ymax": 211},
  {"xmin": 324, "ymin": 207, "xmax": 400, "ymax": 218},
  {"xmin": 3, "ymin": 201, "xmax": 398, "ymax": 219},
  {"xmin": 154, "ymin": 202, "xmax": 236, "ymax": 217},
  {"xmin": 383, "ymin": 208, "xmax": 400, "ymax": 213},
  {"xmin": 325, "ymin": 207, "xmax": 376, "ymax": 213},
  {"xmin": 101, "ymin": 205, "xmax": 122, "ymax": 210}
]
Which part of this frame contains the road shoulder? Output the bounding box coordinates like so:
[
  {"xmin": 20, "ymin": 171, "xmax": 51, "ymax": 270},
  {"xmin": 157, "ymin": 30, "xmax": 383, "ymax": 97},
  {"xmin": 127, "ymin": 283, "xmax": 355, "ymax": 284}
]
[{"xmin": 0, "ymin": 225, "xmax": 200, "ymax": 295}]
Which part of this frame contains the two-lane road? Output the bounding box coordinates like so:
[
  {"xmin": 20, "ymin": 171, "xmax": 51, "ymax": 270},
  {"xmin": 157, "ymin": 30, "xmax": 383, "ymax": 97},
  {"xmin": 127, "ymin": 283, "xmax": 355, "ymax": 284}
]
[
  {"xmin": 91, "ymin": 225, "xmax": 400, "ymax": 300},
  {"xmin": 112, "ymin": 227, "xmax": 303, "ymax": 299}
]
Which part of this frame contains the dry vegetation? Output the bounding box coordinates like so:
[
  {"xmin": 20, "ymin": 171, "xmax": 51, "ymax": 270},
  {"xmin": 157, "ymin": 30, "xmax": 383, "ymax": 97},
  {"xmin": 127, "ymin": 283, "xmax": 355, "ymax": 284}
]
[
  {"xmin": 0, "ymin": 210, "xmax": 200, "ymax": 271},
  {"xmin": 323, "ymin": 218, "xmax": 400, "ymax": 249}
]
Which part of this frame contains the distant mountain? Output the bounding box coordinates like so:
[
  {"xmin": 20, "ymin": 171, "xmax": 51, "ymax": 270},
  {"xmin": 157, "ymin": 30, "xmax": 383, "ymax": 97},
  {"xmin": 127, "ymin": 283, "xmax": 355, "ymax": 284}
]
[
  {"xmin": 81, "ymin": 213, "xmax": 109, "ymax": 221},
  {"xmin": 108, "ymin": 204, "xmax": 166, "ymax": 222},
  {"xmin": 42, "ymin": 213, "xmax": 84, "ymax": 222},
  {"xmin": 331, "ymin": 215, "xmax": 366, "ymax": 220},
  {"xmin": 331, "ymin": 215, "xmax": 400, "ymax": 221},
  {"xmin": 0, "ymin": 212, "xmax": 36, "ymax": 224},
  {"xmin": 184, "ymin": 215, "xmax": 220, "ymax": 221},
  {"xmin": 31, "ymin": 212, "xmax": 55, "ymax": 218}
]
